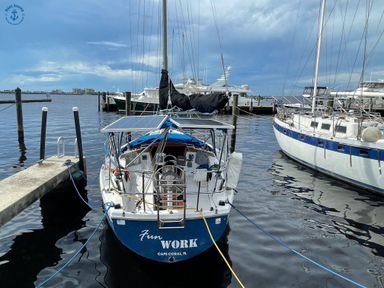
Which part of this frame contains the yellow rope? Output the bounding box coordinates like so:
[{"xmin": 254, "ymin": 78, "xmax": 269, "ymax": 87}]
[
  {"xmin": 110, "ymin": 187, "xmax": 245, "ymax": 287},
  {"xmin": 197, "ymin": 209, "xmax": 245, "ymax": 288}
]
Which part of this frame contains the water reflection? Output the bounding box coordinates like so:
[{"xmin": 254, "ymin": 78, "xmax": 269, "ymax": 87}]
[
  {"xmin": 0, "ymin": 181, "xmax": 90, "ymax": 288},
  {"xmin": 269, "ymin": 151, "xmax": 384, "ymax": 260},
  {"xmin": 100, "ymin": 224, "xmax": 232, "ymax": 288},
  {"xmin": 13, "ymin": 138, "xmax": 27, "ymax": 168}
]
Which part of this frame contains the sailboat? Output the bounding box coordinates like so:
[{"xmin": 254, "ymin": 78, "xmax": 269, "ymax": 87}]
[
  {"xmin": 272, "ymin": 0, "xmax": 384, "ymax": 195},
  {"xmin": 99, "ymin": 0, "xmax": 243, "ymax": 263}
]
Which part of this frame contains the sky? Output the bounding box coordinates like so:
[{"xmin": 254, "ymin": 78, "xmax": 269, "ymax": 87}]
[{"xmin": 1, "ymin": 0, "xmax": 383, "ymax": 96}]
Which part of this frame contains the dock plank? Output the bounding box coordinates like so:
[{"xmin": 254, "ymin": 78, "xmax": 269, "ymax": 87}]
[{"xmin": 0, "ymin": 156, "xmax": 85, "ymax": 227}]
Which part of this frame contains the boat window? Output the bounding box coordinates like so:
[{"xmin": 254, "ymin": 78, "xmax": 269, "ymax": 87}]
[
  {"xmin": 310, "ymin": 121, "xmax": 319, "ymax": 128},
  {"xmin": 283, "ymin": 129, "xmax": 287, "ymax": 134},
  {"xmin": 359, "ymin": 150, "xmax": 369, "ymax": 157},
  {"xmin": 321, "ymin": 123, "xmax": 331, "ymax": 130},
  {"xmin": 195, "ymin": 151, "xmax": 209, "ymax": 166},
  {"xmin": 318, "ymin": 141, "xmax": 324, "ymax": 146},
  {"xmin": 338, "ymin": 146, "xmax": 345, "ymax": 151},
  {"xmin": 300, "ymin": 136, "xmax": 305, "ymax": 140},
  {"xmin": 335, "ymin": 126, "xmax": 347, "ymax": 133},
  {"xmin": 124, "ymin": 152, "xmax": 141, "ymax": 166}
]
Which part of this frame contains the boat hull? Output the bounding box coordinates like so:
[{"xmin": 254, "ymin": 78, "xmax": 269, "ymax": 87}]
[
  {"xmin": 273, "ymin": 118, "xmax": 384, "ymax": 194},
  {"xmin": 113, "ymin": 97, "xmax": 159, "ymax": 113},
  {"xmin": 105, "ymin": 213, "xmax": 229, "ymax": 263}
]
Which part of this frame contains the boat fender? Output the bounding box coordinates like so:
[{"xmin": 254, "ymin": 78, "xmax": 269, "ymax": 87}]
[
  {"xmin": 362, "ymin": 127, "xmax": 382, "ymax": 143},
  {"xmin": 226, "ymin": 152, "xmax": 243, "ymax": 189}
]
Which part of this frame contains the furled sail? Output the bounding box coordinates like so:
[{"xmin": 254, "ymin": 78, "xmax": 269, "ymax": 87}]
[{"xmin": 159, "ymin": 69, "xmax": 229, "ymax": 113}]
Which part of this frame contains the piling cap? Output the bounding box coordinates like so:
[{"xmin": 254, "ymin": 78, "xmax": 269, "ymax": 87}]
[
  {"xmin": 42, "ymin": 107, "xmax": 48, "ymax": 111},
  {"xmin": 72, "ymin": 107, "xmax": 78, "ymax": 112}
]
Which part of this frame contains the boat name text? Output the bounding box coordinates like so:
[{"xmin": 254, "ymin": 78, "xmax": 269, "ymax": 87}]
[{"xmin": 139, "ymin": 230, "xmax": 198, "ymax": 249}]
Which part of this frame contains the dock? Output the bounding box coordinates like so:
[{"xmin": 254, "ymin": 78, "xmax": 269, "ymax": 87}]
[
  {"xmin": 0, "ymin": 99, "xmax": 52, "ymax": 104},
  {"xmin": 0, "ymin": 156, "xmax": 85, "ymax": 227},
  {"xmin": 102, "ymin": 102, "xmax": 276, "ymax": 114}
]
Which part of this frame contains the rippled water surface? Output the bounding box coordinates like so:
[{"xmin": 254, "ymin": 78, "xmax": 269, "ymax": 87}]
[{"xmin": 0, "ymin": 94, "xmax": 383, "ymax": 288}]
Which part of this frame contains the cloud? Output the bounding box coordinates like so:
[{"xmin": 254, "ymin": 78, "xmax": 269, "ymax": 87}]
[
  {"xmin": 24, "ymin": 60, "xmax": 142, "ymax": 80},
  {"xmin": 7, "ymin": 74, "xmax": 62, "ymax": 85},
  {"xmin": 87, "ymin": 41, "xmax": 127, "ymax": 48}
]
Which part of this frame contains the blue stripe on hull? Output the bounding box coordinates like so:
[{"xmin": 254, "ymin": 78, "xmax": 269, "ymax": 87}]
[
  {"xmin": 106, "ymin": 215, "xmax": 228, "ymax": 263},
  {"xmin": 273, "ymin": 121, "xmax": 384, "ymax": 194},
  {"xmin": 273, "ymin": 121, "xmax": 384, "ymax": 160}
]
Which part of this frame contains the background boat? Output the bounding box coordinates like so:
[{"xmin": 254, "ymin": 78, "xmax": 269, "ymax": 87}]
[{"xmin": 273, "ymin": 0, "xmax": 384, "ymax": 194}]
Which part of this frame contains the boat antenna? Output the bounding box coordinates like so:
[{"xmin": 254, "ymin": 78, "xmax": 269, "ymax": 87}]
[{"xmin": 312, "ymin": 0, "xmax": 326, "ymax": 114}]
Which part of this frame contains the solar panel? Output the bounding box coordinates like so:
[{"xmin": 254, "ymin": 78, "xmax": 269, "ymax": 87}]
[
  {"xmin": 170, "ymin": 118, "xmax": 234, "ymax": 129},
  {"xmin": 101, "ymin": 115, "xmax": 167, "ymax": 133}
]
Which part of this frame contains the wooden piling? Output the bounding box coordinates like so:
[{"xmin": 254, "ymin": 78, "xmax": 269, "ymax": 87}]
[
  {"xmin": 73, "ymin": 107, "xmax": 84, "ymax": 173},
  {"xmin": 125, "ymin": 91, "xmax": 131, "ymax": 116},
  {"xmin": 98, "ymin": 91, "xmax": 101, "ymax": 112},
  {"xmin": 230, "ymin": 94, "xmax": 238, "ymax": 154},
  {"xmin": 107, "ymin": 91, "xmax": 110, "ymax": 112},
  {"xmin": 40, "ymin": 107, "xmax": 48, "ymax": 160},
  {"xmin": 15, "ymin": 87, "xmax": 24, "ymax": 142}
]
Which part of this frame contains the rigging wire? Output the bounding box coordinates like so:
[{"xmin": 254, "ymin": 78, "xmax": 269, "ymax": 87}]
[
  {"xmin": 283, "ymin": 0, "xmax": 302, "ymax": 97},
  {"xmin": 289, "ymin": 0, "xmax": 338, "ymax": 96},
  {"xmin": 209, "ymin": 0, "xmax": 228, "ymax": 91}
]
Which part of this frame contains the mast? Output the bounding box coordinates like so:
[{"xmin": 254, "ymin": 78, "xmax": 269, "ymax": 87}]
[
  {"xmin": 311, "ymin": 0, "xmax": 326, "ymax": 113},
  {"xmin": 162, "ymin": 0, "xmax": 168, "ymax": 71}
]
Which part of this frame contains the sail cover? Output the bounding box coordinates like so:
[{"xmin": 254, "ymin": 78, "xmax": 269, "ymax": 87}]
[{"xmin": 159, "ymin": 69, "xmax": 229, "ymax": 113}]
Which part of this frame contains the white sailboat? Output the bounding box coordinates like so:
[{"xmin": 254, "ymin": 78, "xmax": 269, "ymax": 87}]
[
  {"xmin": 272, "ymin": 0, "xmax": 384, "ymax": 195},
  {"xmin": 99, "ymin": 0, "xmax": 242, "ymax": 263}
]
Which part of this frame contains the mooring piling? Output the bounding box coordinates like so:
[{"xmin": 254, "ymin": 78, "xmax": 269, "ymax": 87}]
[
  {"xmin": 73, "ymin": 107, "xmax": 85, "ymax": 173},
  {"xmin": 40, "ymin": 107, "xmax": 48, "ymax": 160},
  {"xmin": 230, "ymin": 94, "xmax": 238, "ymax": 153},
  {"xmin": 15, "ymin": 87, "xmax": 24, "ymax": 142},
  {"xmin": 98, "ymin": 91, "xmax": 101, "ymax": 112},
  {"xmin": 125, "ymin": 91, "xmax": 131, "ymax": 116}
]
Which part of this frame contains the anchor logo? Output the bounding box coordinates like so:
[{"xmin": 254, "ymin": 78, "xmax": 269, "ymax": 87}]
[
  {"xmin": 10, "ymin": 9, "xmax": 19, "ymax": 22},
  {"xmin": 5, "ymin": 4, "xmax": 25, "ymax": 25}
]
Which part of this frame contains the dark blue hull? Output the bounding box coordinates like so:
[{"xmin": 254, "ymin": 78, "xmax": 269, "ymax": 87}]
[{"xmin": 106, "ymin": 215, "xmax": 229, "ymax": 263}]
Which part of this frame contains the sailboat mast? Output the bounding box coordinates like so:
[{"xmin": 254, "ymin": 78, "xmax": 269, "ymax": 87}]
[
  {"xmin": 311, "ymin": 0, "xmax": 326, "ymax": 113},
  {"xmin": 162, "ymin": 0, "xmax": 168, "ymax": 71}
]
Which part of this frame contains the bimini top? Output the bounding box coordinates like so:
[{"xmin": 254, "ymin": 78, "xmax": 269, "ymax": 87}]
[
  {"xmin": 129, "ymin": 132, "xmax": 206, "ymax": 148},
  {"xmin": 101, "ymin": 115, "xmax": 233, "ymax": 133}
]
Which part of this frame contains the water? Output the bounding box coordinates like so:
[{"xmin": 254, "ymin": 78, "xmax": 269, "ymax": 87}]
[{"xmin": 0, "ymin": 94, "xmax": 383, "ymax": 288}]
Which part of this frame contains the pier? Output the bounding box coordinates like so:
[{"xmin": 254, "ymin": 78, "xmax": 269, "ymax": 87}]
[
  {"xmin": 0, "ymin": 156, "xmax": 85, "ymax": 227},
  {"xmin": 0, "ymin": 99, "xmax": 52, "ymax": 104}
]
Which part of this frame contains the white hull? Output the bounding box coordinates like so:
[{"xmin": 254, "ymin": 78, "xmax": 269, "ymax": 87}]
[
  {"xmin": 99, "ymin": 115, "xmax": 243, "ymax": 262},
  {"xmin": 273, "ymin": 116, "xmax": 384, "ymax": 194}
]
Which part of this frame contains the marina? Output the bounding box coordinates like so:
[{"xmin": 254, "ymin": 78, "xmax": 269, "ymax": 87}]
[
  {"xmin": 0, "ymin": 94, "xmax": 383, "ymax": 287},
  {"xmin": 1, "ymin": 1, "xmax": 384, "ymax": 287}
]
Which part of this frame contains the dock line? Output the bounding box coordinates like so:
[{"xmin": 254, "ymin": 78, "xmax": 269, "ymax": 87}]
[
  {"xmin": 64, "ymin": 160, "xmax": 99, "ymax": 184},
  {"xmin": 35, "ymin": 204, "xmax": 113, "ymax": 288},
  {"xmin": 64, "ymin": 161, "xmax": 103, "ymax": 209},
  {"xmin": 36, "ymin": 162, "xmax": 113, "ymax": 287},
  {"xmin": 227, "ymin": 201, "xmax": 367, "ymax": 288}
]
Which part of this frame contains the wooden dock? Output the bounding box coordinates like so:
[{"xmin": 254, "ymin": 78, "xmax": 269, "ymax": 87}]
[
  {"xmin": 0, "ymin": 156, "xmax": 86, "ymax": 227},
  {"xmin": 0, "ymin": 99, "xmax": 52, "ymax": 104},
  {"xmin": 102, "ymin": 102, "xmax": 276, "ymax": 114}
]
